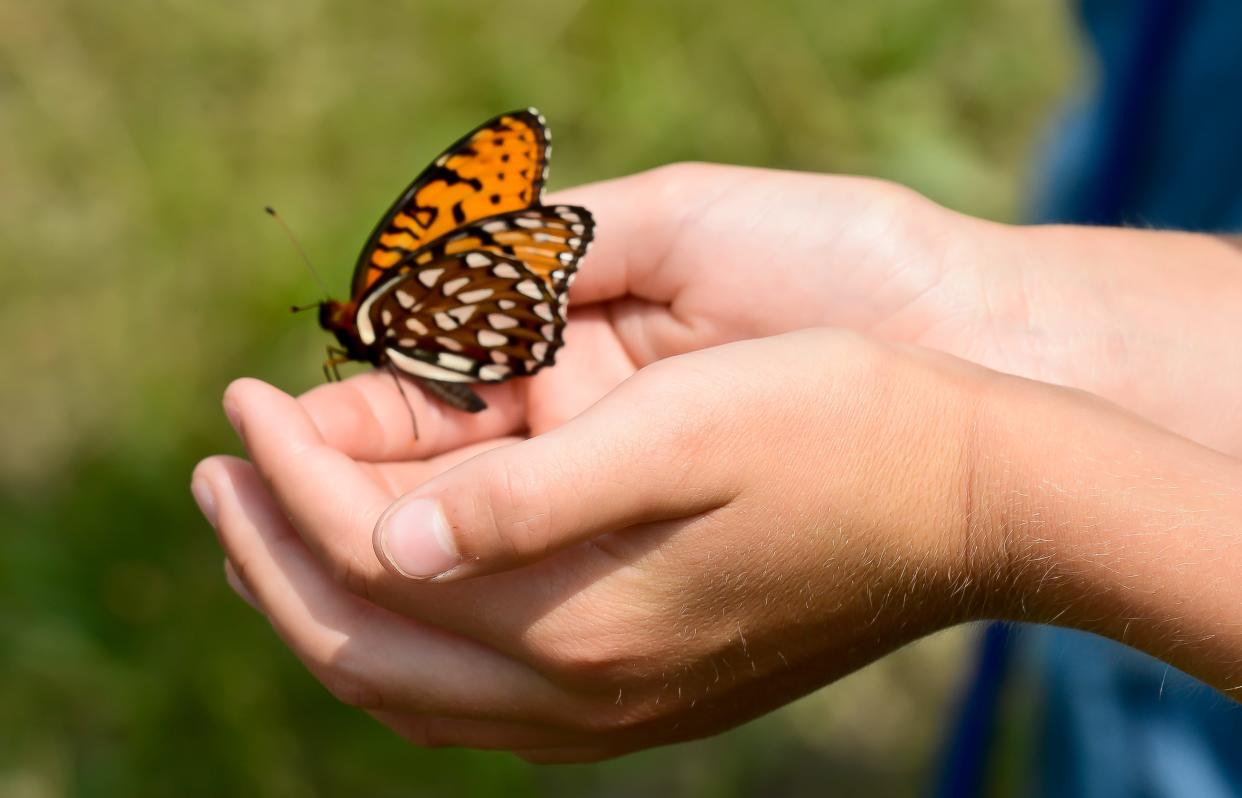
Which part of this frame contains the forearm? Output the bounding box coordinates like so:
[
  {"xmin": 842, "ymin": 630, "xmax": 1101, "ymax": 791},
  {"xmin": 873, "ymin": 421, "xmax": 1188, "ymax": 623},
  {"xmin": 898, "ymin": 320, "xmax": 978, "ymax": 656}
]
[
  {"xmin": 974, "ymin": 370, "xmax": 1242, "ymax": 693},
  {"xmin": 983, "ymin": 222, "xmax": 1242, "ymax": 455}
]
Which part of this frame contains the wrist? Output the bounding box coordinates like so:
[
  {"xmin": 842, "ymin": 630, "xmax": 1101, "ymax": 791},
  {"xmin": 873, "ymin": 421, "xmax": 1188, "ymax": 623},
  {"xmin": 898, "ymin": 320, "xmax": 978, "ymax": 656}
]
[
  {"xmin": 987, "ymin": 223, "xmax": 1242, "ymax": 455},
  {"xmin": 969, "ymin": 369, "xmax": 1242, "ymax": 691}
]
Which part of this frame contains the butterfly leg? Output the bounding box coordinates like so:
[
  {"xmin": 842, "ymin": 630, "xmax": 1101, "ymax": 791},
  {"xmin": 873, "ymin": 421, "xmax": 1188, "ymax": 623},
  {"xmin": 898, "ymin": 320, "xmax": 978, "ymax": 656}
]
[
  {"xmin": 322, "ymin": 346, "xmax": 350, "ymax": 382},
  {"xmin": 386, "ymin": 363, "xmax": 420, "ymax": 440}
]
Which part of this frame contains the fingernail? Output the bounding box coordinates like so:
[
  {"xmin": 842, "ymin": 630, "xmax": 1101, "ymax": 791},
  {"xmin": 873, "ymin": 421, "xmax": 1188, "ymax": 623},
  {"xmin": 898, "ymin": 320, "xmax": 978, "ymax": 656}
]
[
  {"xmin": 378, "ymin": 499, "xmax": 459, "ymax": 579},
  {"xmin": 192, "ymin": 478, "xmax": 218, "ymax": 527},
  {"xmin": 223, "ymin": 398, "xmax": 242, "ymax": 437},
  {"xmin": 224, "ymin": 560, "xmax": 261, "ymax": 611}
]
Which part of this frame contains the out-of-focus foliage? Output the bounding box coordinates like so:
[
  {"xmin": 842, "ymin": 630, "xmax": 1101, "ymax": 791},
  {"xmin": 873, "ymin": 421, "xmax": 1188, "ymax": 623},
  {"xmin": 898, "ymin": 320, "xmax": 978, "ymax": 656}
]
[{"xmin": 0, "ymin": 0, "xmax": 1072, "ymax": 794}]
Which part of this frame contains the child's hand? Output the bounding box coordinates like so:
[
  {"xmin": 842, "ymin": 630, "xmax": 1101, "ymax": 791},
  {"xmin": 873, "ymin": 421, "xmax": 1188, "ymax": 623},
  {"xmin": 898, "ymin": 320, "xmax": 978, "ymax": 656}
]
[
  {"xmin": 193, "ymin": 164, "xmax": 1242, "ymax": 758},
  {"xmin": 195, "ymin": 330, "xmax": 996, "ymax": 761},
  {"xmin": 553, "ymin": 164, "xmax": 1242, "ymax": 454}
]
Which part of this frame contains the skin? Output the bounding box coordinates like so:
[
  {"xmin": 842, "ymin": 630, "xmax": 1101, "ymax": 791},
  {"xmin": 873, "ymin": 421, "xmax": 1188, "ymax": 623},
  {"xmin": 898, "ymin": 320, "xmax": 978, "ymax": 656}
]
[{"xmin": 192, "ymin": 164, "xmax": 1242, "ymax": 762}]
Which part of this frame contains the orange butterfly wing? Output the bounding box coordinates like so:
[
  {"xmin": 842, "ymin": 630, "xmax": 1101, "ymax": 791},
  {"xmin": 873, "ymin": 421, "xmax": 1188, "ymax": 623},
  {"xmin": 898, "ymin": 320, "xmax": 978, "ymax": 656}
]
[
  {"xmin": 397, "ymin": 205, "xmax": 594, "ymax": 294},
  {"xmin": 353, "ymin": 108, "xmax": 550, "ymax": 296}
]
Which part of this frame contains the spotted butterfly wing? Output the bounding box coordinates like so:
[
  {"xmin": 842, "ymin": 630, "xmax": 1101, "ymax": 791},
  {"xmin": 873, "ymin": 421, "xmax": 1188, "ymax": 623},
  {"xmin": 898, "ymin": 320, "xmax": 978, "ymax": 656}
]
[
  {"xmin": 354, "ymin": 108, "xmax": 551, "ymax": 296},
  {"xmin": 357, "ymin": 250, "xmax": 566, "ymax": 405},
  {"xmin": 355, "ymin": 205, "xmax": 594, "ymax": 412},
  {"xmin": 398, "ymin": 204, "xmax": 594, "ymax": 294},
  {"xmin": 312, "ymin": 109, "xmax": 593, "ymax": 420}
]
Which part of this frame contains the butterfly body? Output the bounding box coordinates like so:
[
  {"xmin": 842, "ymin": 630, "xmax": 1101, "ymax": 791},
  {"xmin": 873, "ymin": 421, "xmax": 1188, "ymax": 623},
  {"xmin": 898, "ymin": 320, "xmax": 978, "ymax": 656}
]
[{"xmin": 311, "ymin": 109, "xmax": 593, "ymax": 413}]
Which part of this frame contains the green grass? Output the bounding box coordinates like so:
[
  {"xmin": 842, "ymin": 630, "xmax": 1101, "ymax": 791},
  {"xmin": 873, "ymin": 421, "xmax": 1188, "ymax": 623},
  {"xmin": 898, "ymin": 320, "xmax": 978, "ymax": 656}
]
[{"xmin": 0, "ymin": 1, "xmax": 1073, "ymax": 794}]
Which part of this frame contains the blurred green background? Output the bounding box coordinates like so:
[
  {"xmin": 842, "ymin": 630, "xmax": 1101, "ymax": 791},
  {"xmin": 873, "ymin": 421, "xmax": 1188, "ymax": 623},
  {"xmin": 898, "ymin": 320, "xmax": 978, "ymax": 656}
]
[{"xmin": 0, "ymin": 1, "xmax": 1074, "ymax": 794}]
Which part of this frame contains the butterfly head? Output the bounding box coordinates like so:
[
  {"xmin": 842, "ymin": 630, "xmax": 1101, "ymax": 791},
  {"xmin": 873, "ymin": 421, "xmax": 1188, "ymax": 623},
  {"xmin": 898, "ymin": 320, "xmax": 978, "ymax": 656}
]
[{"xmin": 318, "ymin": 299, "xmax": 371, "ymax": 361}]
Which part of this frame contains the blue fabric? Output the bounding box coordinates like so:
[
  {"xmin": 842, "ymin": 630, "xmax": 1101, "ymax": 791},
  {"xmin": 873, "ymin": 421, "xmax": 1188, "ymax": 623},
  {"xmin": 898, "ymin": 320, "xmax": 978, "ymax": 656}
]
[
  {"xmin": 1030, "ymin": 0, "xmax": 1242, "ymax": 229},
  {"xmin": 936, "ymin": 1, "xmax": 1242, "ymax": 795}
]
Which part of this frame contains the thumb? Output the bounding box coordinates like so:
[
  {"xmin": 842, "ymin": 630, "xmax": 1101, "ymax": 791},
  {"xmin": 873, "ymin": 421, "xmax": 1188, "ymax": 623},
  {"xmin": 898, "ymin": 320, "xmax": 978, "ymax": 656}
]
[{"xmin": 372, "ymin": 372, "xmax": 731, "ymax": 581}]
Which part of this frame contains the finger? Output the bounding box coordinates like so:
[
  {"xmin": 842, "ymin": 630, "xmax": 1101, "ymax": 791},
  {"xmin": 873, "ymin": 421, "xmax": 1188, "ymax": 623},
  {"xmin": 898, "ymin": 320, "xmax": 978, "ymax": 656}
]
[
  {"xmin": 299, "ymin": 369, "xmax": 527, "ymax": 463},
  {"xmin": 362, "ymin": 437, "xmax": 523, "ymax": 498},
  {"xmin": 224, "ymin": 559, "xmax": 260, "ymax": 611},
  {"xmin": 194, "ymin": 455, "xmax": 570, "ymax": 722},
  {"xmin": 228, "ymin": 376, "xmax": 541, "ymax": 608},
  {"xmin": 372, "ymin": 366, "xmax": 736, "ymax": 581},
  {"xmin": 522, "ymin": 306, "xmax": 637, "ymax": 434},
  {"xmin": 547, "ymin": 164, "xmax": 750, "ymax": 307},
  {"xmin": 302, "ymin": 306, "xmax": 636, "ymax": 464},
  {"xmin": 224, "ymin": 377, "xmax": 397, "ymax": 597}
]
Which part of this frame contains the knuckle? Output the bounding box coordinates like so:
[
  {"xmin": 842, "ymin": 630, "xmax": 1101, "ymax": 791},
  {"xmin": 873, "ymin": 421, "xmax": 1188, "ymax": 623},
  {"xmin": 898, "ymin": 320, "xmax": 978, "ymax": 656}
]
[
  {"xmin": 635, "ymin": 162, "xmax": 726, "ymax": 214},
  {"xmin": 475, "ymin": 459, "xmax": 554, "ymax": 563},
  {"xmin": 329, "ymin": 552, "xmax": 376, "ymax": 603},
  {"xmin": 534, "ymin": 623, "xmax": 655, "ymax": 691},
  {"xmin": 801, "ymin": 328, "xmax": 890, "ymax": 388},
  {"xmin": 641, "ymin": 160, "xmax": 713, "ymax": 189}
]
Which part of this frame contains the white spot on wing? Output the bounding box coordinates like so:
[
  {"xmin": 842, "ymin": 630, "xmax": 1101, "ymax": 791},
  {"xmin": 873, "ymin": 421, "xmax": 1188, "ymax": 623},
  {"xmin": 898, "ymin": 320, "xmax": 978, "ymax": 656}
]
[
  {"xmin": 531, "ymin": 341, "xmax": 549, "ymax": 361},
  {"xmin": 478, "ymin": 330, "xmax": 507, "ymax": 347},
  {"xmin": 418, "ymin": 268, "xmax": 444, "ymax": 288},
  {"xmin": 438, "ymin": 352, "xmax": 476, "ymax": 372},
  {"xmin": 479, "ymin": 364, "xmax": 511, "ymax": 381},
  {"xmin": 487, "ymin": 313, "xmax": 518, "ymax": 329},
  {"xmin": 387, "ymin": 348, "xmax": 473, "ymax": 383},
  {"xmin": 356, "ymin": 271, "xmax": 409, "ymax": 343},
  {"xmin": 436, "ymin": 336, "xmax": 463, "ymax": 352},
  {"xmin": 405, "ymin": 317, "xmax": 428, "ymax": 335},
  {"xmin": 457, "ymin": 288, "xmax": 493, "ymax": 304},
  {"xmin": 449, "ymin": 306, "xmax": 476, "ymax": 324},
  {"xmin": 534, "ymin": 303, "xmax": 553, "ymax": 322},
  {"xmin": 493, "ymin": 263, "xmax": 521, "ymax": 279},
  {"xmin": 498, "ymin": 299, "xmax": 517, "ymax": 310},
  {"xmin": 514, "ymin": 218, "xmax": 541, "ymax": 229},
  {"xmin": 442, "ymin": 276, "xmax": 469, "ymax": 295},
  {"xmin": 396, "ymin": 290, "xmax": 415, "ymax": 308},
  {"xmin": 516, "ymin": 280, "xmax": 542, "ymax": 300},
  {"xmin": 465, "ymin": 252, "xmax": 492, "ymax": 266},
  {"xmin": 434, "ymin": 312, "xmax": 457, "ymax": 330}
]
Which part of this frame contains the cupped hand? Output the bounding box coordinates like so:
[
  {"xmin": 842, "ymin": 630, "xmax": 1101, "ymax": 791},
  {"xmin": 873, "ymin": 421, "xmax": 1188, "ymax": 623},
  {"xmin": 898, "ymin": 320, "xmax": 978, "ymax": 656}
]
[
  {"xmin": 193, "ymin": 162, "xmax": 1242, "ymax": 759},
  {"xmin": 193, "ymin": 329, "xmax": 994, "ymax": 762},
  {"xmin": 555, "ymin": 163, "xmax": 1242, "ymax": 452}
]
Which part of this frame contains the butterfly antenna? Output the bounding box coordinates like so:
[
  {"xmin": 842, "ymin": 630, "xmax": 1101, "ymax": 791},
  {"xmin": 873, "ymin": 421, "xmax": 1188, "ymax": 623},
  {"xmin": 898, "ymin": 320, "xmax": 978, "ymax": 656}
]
[{"xmin": 265, "ymin": 206, "xmax": 331, "ymax": 300}]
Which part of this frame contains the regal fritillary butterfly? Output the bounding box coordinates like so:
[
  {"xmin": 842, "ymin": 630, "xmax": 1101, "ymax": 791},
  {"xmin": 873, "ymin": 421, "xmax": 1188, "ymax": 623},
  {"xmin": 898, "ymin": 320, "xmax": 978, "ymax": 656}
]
[{"xmin": 311, "ymin": 109, "xmax": 594, "ymax": 416}]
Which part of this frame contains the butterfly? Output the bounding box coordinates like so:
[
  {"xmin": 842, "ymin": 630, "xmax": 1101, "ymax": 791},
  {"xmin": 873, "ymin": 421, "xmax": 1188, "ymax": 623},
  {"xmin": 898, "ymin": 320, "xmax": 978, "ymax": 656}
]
[{"xmin": 308, "ymin": 108, "xmax": 594, "ymax": 418}]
